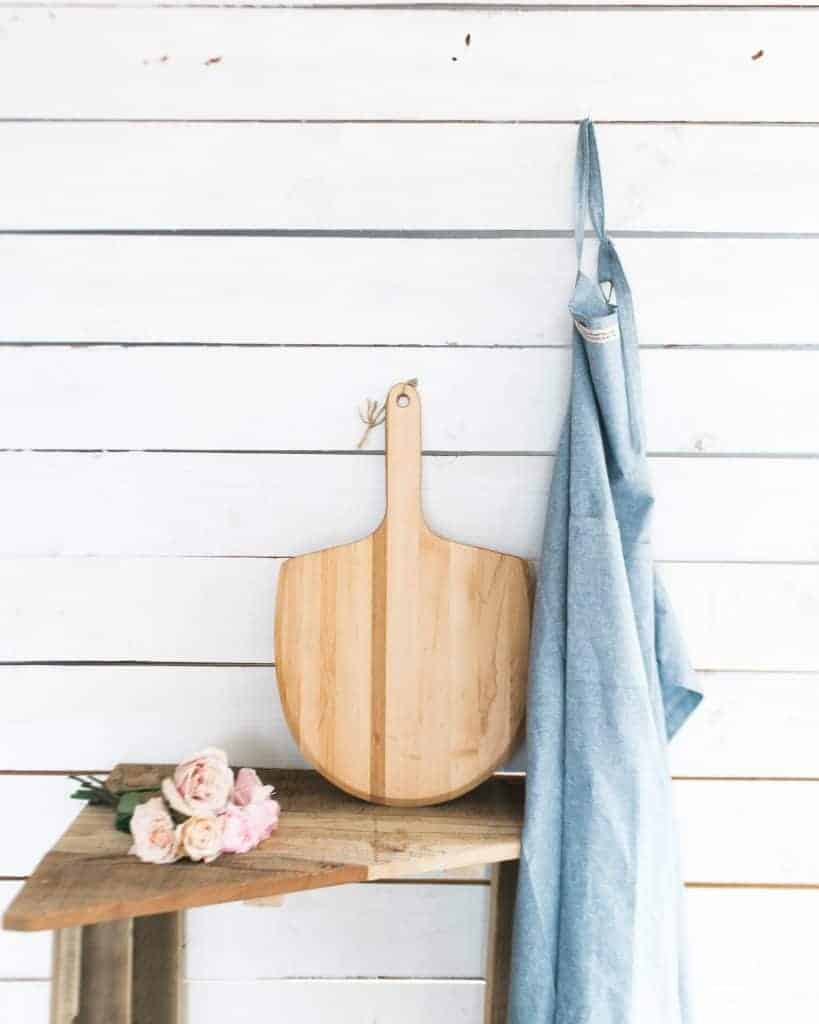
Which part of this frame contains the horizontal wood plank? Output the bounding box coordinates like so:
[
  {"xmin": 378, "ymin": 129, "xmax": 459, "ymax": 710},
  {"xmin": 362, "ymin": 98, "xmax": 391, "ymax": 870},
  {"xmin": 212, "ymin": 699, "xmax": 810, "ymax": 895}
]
[
  {"xmin": 0, "ymin": 980, "xmax": 484, "ymax": 1024},
  {"xmin": 3, "ymin": 769, "xmax": 522, "ymax": 930},
  {"xmin": 0, "ymin": 558, "xmax": 816, "ymax": 670},
  {"xmin": 192, "ymin": 955, "xmax": 819, "ymax": 1024},
  {"xmin": 3, "ymin": 886, "xmax": 819, "ymax": 1024},
  {"xmin": 187, "ymin": 883, "xmax": 487, "ymax": 979},
  {"xmin": 0, "ymin": 983, "xmax": 49, "ymax": 1022},
  {"xmin": 4, "ymin": 0, "xmax": 808, "ymax": 7},
  {"xmin": 1, "ymin": 348, "xmax": 816, "ymax": 455},
  {"xmin": 1, "ymin": 964, "xmax": 814, "ymax": 1024},
  {"xmin": 0, "ymin": 667, "xmax": 307, "ymax": 772},
  {"xmin": 0, "ymin": 885, "xmax": 50, "ymax": 978},
  {"xmin": 1, "ymin": 124, "xmax": 816, "ymax": 233},
  {"xmin": 187, "ymin": 980, "xmax": 484, "ymax": 1023},
  {"xmin": 0, "ymin": 11, "xmax": 813, "ymax": 121},
  {"xmin": 0, "ymin": 453, "xmax": 816, "ymax": 563},
  {"xmin": 6, "ymin": 665, "xmax": 815, "ymax": 778},
  {"xmin": 0, "ymin": 237, "xmax": 816, "ymax": 347},
  {"xmin": 1, "ymin": 774, "xmax": 816, "ymax": 885}
]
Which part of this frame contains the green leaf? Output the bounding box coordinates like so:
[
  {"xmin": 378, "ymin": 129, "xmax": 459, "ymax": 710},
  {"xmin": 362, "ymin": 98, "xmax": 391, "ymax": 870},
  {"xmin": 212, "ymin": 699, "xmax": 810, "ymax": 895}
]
[{"xmin": 115, "ymin": 789, "xmax": 162, "ymax": 834}]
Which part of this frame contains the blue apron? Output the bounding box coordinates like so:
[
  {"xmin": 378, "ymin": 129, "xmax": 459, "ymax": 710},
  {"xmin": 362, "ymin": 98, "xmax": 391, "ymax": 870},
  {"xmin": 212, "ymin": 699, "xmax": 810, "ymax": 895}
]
[{"xmin": 508, "ymin": 120, "xmax": 703, "ymax": 1023}]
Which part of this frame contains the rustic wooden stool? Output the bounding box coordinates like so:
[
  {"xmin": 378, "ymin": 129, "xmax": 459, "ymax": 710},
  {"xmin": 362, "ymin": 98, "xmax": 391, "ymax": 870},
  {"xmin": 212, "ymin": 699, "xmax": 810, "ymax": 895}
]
[{"xmin": 3, "ymin": 766, "xmax": 523, "ymax": 1024}]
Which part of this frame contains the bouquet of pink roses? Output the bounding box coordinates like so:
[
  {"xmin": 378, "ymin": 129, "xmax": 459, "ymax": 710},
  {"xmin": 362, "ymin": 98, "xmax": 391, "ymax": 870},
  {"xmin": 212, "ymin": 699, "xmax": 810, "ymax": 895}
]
[{"xmin": 71, "ymin": 749, "xmax": 280, "ymax": 865}]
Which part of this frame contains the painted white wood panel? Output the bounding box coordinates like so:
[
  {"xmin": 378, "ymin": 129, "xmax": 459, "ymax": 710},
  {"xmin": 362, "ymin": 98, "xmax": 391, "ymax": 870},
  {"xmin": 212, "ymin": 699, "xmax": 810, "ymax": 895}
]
[
  {"xmin": 187, "ymin": 884, "xmax": 487, "ymax": 979},
  {"xmin": 5, "ymin": 0, "xmax": 807, "ymax": 7},
  {"xmin": 0, "ymin": 979, "xmax": 484, "ymax": 1024},
  {"xmin": 2, "ymin": 773, "xmax": 816, "ymax": 883},
  {"xmin": 1, "ymin": 558, "xmax": 816, "ymax": 670},
  {"xmin": 678, "ymin": 782, "xmax": 819, "ymax": 884},
  {"xmin": 0, "ymin": 236, "xmax": 814, "ymax": 347},
  {"xmin": 0, "ymin": 558, "xmax": 281, "ymax": 664},
  {"xmin": 0, "ymin": 11, "xmax": 812, "ymax": 121},
  {"xmin": 0, "ymin": 983, "xmax": 49, "ymax": 1022},
  {"xmin": 0, "ymin": 884, "xmax": 50, "ymax": 978},
  {"xmin": 186, "ymin": 980, "xmax": 484, "ymax": 1024},
  {"xmin": 5, "ymin": 890, "xmax": 819, "ymax": 1024},
  {"xmin": 0, "ymin": 124, "xmax": 815, "ymax": 233},
  {"xmin": 4, "ymin": 889, "xmax": 819, "ymax": 1023},
  {"xmin": 1, "ymin": 453, "xmax": 815, "ymax": 563},
  {"xmin": 1, "ymin": 348, "xmax": 816, "ymax": 455},
  {"xmin": 0, "ymin": 971, "xmax": 811, "ymax": 1024},
  {"xmin": 2, "ymin": 971, "xmax": 816, "ymax": 1024},
  {"xmin": 687, "ymin": 889, "xmax": 819, "ymax": 1023},
  {"xmin": 187, "ymin": 969, "xmax": 819, "ymax": 1024},
  {"xmin": 0, "ymin": 667, "xmax": 307, "ymax": 772},
  {"xmin": 2, "ymin": 666, "xmax": 818, "ymax": 779},
  {"xmin": 670, "ymin": 672, "xmax": 819, "ymax": 779}
]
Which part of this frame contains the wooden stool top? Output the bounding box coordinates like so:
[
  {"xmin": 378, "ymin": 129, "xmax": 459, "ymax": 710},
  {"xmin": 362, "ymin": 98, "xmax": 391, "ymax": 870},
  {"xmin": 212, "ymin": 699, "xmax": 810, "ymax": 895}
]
[{"xmin": 3, "ymin": 765, "xmax": 523, "ymax": 932}]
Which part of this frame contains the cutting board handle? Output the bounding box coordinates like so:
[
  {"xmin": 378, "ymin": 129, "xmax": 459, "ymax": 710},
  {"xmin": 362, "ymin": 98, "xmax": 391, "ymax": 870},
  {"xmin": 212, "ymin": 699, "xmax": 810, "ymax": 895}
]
[{"xmin": 384, "ymin": 381, "xmax": 422, "ymax": 526}]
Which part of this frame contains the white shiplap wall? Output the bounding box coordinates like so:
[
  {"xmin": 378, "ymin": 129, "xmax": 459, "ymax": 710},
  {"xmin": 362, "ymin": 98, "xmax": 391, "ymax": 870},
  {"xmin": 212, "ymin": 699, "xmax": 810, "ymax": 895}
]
[{"xmin": 1, "ymin": 2, "xmax": 817, "ymax": 1020}]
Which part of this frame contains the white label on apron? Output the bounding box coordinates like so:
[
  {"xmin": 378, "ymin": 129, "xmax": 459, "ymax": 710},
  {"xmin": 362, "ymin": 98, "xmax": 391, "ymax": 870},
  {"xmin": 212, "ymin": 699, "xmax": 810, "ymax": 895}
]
[{"xmin": 573, "ymin": 317, "xmax": 619, "ymax": 345}]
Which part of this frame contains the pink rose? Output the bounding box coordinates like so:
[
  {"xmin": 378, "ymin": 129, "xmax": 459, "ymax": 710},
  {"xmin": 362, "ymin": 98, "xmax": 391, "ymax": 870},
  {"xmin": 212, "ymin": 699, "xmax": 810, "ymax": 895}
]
[
  {"xmin": 179, "ymin": 815, "xmax": 224, "ymax": 863},
  {"xmin": 221, "ymin": 799, "xmax": 281, "ymax": 854},
  {"xmin": 232, "ymin": 767, "xmax": 275, "ymax": 807},
  {"xmin": 247, "ymin": 798, "xmax": 280, "ymax": 842},
  {"xmin": 162, "ymin": 748, "xmax": 233, "ymax": 817},
  {"xmin": 221, "ymin": 804, "xmax": 258, "ymax": 854},
  {"xmin": 129, "ymin": 797, "xmax": 182, "ymax": 864}
]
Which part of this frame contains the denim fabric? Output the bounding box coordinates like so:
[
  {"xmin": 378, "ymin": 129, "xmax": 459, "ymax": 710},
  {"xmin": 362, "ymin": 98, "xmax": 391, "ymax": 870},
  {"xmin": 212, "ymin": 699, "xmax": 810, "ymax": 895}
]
[{"xmin": 507, "ymin": 120, "xmax": 703, "ymax": 1024}]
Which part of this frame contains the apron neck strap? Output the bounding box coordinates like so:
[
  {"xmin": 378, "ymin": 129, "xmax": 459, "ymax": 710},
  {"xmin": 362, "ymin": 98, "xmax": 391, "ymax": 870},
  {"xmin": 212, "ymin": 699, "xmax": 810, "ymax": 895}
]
[
  {"xmin": 571, "ymin": 119, "xmax": 647, "ymax": 454},
  {"xmin": 574, "ymin": 118, "xmax": 607, "ymax": 270}
]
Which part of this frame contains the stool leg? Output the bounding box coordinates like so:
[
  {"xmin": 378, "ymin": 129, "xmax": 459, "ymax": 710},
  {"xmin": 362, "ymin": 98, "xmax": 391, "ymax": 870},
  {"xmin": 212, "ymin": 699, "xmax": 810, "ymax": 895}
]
[
  {"xmin": 132, "ymin": 912, "xmax": 184, "ymax": 1024},
  {"xmin": 50, "ymin": 927, "xmax": 82, "ymax": 1024},
  {"xmin": 77, "ymin": 920, "xmax": 134, "ymax": 1024},
  {"xmin": 483, "ymin": 860, "xmax": 519, "ymax": 1024}
]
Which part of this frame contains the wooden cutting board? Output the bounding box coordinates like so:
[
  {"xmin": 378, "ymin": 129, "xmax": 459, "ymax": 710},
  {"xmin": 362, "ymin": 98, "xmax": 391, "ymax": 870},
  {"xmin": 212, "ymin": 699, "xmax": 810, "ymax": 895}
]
[{"xmin": 275, "ymin": 382, "xmax": 530, "ymax": 806}]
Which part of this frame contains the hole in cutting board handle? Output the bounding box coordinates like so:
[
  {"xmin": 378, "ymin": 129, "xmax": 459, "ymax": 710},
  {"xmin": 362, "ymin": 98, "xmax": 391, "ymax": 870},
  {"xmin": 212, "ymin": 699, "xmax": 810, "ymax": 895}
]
[{"xmin": 396, "ymin": 393, "xmax": 411, "ymax": 408}]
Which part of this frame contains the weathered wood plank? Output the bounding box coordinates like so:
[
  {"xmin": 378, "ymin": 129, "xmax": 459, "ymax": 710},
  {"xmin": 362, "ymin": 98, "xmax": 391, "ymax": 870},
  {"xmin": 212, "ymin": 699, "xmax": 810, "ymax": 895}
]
[
  {"xmin": 0, "ymin": 558, "xmax": 816, "ymax": 670},
  {"xmin": 0, "ymin": 453, "xmax": 815, "ymax": 563},
  {"xmin": 77, "ymin": 921, "xmax": 133, "ymax": 1024},
  {"xmin": 132, "ymin": 914, "xmax": 182, "ymax": 1024},
  {"xmin": 0, "ymin": 124, "xmax": 815, "ymax": 233},
  {"xmin": 2, "ymin": 775, "xmax": 818, "ymax": 886},
  {"xmin": 0, "ymin": 237, "xmax": 815, "ymax": 347},
  {"xmin": 2, "ymin": 667, "xmax": 818, "ymax": 779},
  {"xmin": 2, "ymin": 769, "xmax": 522, "ymax": 932},
  {"xmin": 1, "ymin": 348, "xmax": 816, "ymax": 455},
  {"xmin": 50, "ymin": 927, "xmax": 82, "ymax": 1024},
  {"xmin": 483, "ymin": 860, "xmax": 518, "ymax": 1024},
  {"xmin": 0, "ymin": 11, "xmax": 812, "ymax": 121}
]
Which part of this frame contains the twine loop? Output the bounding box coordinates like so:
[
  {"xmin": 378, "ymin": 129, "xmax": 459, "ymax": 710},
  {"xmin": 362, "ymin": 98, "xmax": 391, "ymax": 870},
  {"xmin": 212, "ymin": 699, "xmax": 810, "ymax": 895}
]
[{"xmin": 356, "ymin": 378, "xmax": 418, "ymax": 449}]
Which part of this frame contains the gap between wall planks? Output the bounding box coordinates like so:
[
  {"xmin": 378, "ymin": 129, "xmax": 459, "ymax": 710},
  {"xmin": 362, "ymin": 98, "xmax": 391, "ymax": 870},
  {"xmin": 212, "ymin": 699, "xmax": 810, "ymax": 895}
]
[
  {"xmin": 1, "ymin": 124, "xmax": 819, "ymax": 233},
  {"xmin": 0, "ymin": 11, "xmax": 815, "ymax": 121},
  {"xmin": 0, "ymin": 237, "xmax": 817, "ymax": 346}
]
